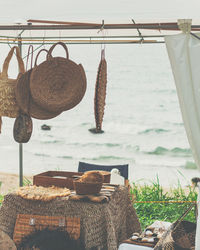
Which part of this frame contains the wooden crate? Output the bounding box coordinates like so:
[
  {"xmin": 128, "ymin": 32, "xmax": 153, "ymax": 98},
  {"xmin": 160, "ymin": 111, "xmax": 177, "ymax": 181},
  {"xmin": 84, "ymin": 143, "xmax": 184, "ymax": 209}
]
[{"xmin": 33, "ymin": 171, "xmax": 83, "ymax": 189}]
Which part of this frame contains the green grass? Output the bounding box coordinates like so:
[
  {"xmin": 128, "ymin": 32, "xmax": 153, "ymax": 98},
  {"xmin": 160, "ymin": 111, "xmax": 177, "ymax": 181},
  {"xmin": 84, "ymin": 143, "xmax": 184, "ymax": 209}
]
[
  {"xmin": 0, "ymin": 182, "xmax": 4, "ymax": 204},
  {"xmin": 23, "ymin": 177, "xmax": 32, "ymax": 186},
  {"xmin": 130, "ymin": 177, "xmax": 197, "ymax": 230}
]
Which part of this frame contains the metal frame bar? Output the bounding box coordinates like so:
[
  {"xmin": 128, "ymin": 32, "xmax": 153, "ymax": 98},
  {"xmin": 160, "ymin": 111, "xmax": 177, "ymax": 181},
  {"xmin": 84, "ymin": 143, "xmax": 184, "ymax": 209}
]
[{"xmin": 0, "ymin": 23, "xmax": 199, "ymax": 31}]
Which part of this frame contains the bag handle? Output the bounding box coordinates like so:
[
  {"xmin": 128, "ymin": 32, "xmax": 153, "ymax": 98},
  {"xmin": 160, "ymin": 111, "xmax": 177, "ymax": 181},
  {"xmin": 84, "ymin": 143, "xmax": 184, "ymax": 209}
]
[
  {"xmin": 2, "ymin": 46, "xmax": 25, "ymax": 78},
  {"xmin": 34, "ymin": 48, "xmax": 49, "ymax": 67},
  {"xmin": 173, "ymin": 203, "xmax": 196, "ymax": 230},
  {"xmin": 26, "ymin": 45, "xmax": 34, "ymax": 71},
  {"xmin": 47, "ymin": 42, "xmax": 69, "ymax": 60}
]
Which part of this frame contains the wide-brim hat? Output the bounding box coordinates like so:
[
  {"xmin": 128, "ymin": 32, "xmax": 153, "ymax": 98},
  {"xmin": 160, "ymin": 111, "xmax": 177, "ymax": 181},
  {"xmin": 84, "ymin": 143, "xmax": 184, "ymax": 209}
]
[
  {"xmin": 15, "ymin": 70, "xmax": 61, "ymax": 120},
  {"xmin": 29, "ymin": 42, "xmax": 87, "ymax": 113}
]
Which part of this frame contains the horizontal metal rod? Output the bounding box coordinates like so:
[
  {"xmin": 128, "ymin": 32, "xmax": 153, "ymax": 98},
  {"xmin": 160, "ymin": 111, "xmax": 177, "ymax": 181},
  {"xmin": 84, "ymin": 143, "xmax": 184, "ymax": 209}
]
[
  {"xmin": 0, "ymin": 40, "xmax": 165, "ymax": 45},
  {"xmin": 0, "ymin": 38, "xmax": 160, "ymax": 43},
  {"xmin": 0, "ymin": 35, "xmax": 166, "ymax": 39},
  {"xmin": 0, "ymin": 23, "xmax": 200, "ymax": 31},
  {"xmin": 28, "ymin": 19, "xmax": 100, "ymax": 26}
]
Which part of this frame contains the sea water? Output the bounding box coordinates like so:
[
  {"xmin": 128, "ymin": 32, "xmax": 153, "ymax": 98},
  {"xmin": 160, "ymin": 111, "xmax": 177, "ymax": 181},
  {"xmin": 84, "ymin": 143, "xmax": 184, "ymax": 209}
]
[{"xmin": 0, "ymin": 43, "xmax": 199, "ymax": 187}]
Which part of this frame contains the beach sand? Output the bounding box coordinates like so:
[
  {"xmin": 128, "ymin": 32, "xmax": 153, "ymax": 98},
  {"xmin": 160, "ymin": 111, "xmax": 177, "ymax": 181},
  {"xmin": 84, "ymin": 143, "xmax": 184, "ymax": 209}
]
[{"xmin": 0, "ymin": 172, "xmax": 33, "ymax": 194}]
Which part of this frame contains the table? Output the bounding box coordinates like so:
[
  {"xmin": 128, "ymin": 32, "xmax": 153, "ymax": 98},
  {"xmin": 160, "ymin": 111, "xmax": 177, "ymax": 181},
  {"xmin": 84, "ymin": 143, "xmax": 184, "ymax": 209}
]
[{"xmin": 0, "ymin": 186, "xmax": 141, "ymax": 250}]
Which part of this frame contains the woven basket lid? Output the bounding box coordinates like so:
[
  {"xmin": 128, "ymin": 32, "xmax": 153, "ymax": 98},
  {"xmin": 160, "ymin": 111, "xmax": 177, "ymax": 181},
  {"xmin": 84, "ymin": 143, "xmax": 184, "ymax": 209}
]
[
  {"xmin": 30, "ymin": 42, "xmax": 87, "ymax": 113},
  {"xmin": 0, "ymin": 230, "xmax": 17, "ymax": 249},
  {"xmin": 15, "ymin": 49, "xmax": 61, "ymax": 120}
]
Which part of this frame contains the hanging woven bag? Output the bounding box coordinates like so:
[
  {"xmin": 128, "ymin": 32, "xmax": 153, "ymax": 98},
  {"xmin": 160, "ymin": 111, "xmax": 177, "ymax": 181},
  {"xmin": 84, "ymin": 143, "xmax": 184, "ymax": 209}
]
[
  {"xmin": 0, "ymin": 46, "xmax": 25, "ymax": 132},
  {"xmin": 15, "ymin": 48, "xmax": 61, "ymax": 120},
  {"xmin": 29, "ymin": 42, "xmax": 87, "ymax": 113}
]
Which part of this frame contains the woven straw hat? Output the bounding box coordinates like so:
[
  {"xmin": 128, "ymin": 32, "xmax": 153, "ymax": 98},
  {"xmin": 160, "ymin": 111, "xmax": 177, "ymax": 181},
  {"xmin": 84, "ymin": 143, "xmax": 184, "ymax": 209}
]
[
  {"xmin": 15, "ymin": 49, "xmax": 61, "ymax": 120},
  {"xmin": 30, "ymin": 42, "xmax": 87, "ymax": 113}
]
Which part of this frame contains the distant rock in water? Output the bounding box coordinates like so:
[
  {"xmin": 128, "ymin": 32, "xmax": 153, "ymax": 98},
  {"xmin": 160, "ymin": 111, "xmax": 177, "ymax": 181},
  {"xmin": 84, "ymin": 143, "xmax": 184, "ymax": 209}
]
[
  {"xmin": 89, "ymin": 128, "xmax": 104, "ymax": 134},
  {"xmin": 41, "ymin": 124, "xmax": 51, "ymax": 131}
]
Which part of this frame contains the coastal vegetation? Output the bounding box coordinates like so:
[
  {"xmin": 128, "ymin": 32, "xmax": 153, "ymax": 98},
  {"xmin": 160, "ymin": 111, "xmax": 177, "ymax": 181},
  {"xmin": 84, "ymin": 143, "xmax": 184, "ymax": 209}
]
[{"xmin": 131, "ymin": 178, "xmax": 197, "ymax": 230}]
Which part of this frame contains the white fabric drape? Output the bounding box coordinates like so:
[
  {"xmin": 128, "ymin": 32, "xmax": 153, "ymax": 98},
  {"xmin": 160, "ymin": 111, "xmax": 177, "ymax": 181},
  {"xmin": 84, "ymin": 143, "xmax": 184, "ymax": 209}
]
[{"xmin": 165, "ymin": 33, "xmax": 200, "ymax": 250}]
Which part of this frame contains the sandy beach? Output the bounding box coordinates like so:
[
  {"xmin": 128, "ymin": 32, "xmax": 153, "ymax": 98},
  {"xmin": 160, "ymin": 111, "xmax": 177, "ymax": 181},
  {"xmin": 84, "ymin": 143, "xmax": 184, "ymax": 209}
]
[{"xmin": 0, "ymin": 172, "xmax": 33, "ymax": 195}]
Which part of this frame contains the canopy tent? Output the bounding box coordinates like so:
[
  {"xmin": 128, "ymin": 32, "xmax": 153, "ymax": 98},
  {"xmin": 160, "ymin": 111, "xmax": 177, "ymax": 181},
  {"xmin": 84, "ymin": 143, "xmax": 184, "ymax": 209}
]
[
  {"xmin": 0, "ymin": 18, "xmax": 199, "ymax": 183},
  {"xmin": 1, "ymin": 19, "xmax": 200, "ymax": 249}
]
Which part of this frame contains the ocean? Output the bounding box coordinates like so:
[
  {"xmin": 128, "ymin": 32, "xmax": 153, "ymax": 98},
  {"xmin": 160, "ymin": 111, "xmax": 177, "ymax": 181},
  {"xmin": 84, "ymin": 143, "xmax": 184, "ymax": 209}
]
[{"xmin": 0, "ymin": 43, "xmax": 199, "ymax": 187}]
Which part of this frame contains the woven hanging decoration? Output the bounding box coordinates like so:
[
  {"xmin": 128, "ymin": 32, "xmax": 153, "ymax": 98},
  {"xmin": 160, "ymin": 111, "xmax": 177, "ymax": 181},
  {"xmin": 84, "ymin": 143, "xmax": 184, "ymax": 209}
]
[{"xmin": 90, "ymin": 49, "xmax": 107, "ymax": 134}]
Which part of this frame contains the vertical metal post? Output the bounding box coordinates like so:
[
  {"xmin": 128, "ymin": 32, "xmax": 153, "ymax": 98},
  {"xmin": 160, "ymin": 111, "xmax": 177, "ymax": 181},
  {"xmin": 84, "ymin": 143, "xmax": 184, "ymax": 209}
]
[{"xmin": 18, "ymin": 34, "xmax": 23, "ymax": 187}]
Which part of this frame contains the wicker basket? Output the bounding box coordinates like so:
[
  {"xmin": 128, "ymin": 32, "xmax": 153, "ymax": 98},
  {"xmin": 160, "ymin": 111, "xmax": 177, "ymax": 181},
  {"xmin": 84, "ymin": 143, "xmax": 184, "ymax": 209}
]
[
  {"xmin": 74, "ymin": 180, "xmax": 102, "ymax": 195},
  {"xmin": 13, "ymin": 214, "xmax": 80, "ymax": 246}
]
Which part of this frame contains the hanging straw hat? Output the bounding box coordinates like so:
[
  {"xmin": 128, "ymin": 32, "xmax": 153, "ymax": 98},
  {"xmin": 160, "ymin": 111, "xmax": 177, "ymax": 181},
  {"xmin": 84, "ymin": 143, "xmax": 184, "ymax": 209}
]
[
  {"xmin": 15, "ymin": 48, "xmax": 61, "ymax": 120},
  {"xmin": 30, "ymin": 42, "xmax": 87, "ymax": 113}
]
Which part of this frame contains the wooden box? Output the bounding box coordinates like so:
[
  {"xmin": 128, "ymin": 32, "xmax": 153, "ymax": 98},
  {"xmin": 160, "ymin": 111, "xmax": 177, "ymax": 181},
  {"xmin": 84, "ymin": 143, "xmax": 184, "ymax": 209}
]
[{"xmin": 33, "ymin": 171, "xmax": 83, "ymax": 189}]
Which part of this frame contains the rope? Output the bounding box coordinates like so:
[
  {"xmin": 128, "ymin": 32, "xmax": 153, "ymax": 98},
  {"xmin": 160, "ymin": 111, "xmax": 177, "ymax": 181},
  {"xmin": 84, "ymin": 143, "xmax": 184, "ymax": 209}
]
[{"xmin": 133, "ymin": 200, "xmax": 196, "ymax": 204}]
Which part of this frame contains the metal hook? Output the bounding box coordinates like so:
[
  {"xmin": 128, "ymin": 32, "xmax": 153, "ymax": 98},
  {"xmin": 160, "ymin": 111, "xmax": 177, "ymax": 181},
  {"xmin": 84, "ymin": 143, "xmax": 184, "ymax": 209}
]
[{"xmin": 98, "ymin": 20, "xmax": 105, "ymax": 34}]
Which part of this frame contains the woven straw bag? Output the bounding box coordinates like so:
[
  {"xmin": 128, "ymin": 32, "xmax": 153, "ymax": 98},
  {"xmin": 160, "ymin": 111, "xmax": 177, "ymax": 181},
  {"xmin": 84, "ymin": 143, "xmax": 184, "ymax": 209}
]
[
  {"xmin": 30, "ymin": 42, "xmax": 87, "ymax": 113},
  {"xmin": 16, "ymin": 48, "xmax": 61, "ymax": 120},
  {"xmin": 13, "ymin": 113, "xmax": 33, "ymax": 143},
  {"xmin": 0, "ymin": 46, "xmax": 25, "ymax": 132}
]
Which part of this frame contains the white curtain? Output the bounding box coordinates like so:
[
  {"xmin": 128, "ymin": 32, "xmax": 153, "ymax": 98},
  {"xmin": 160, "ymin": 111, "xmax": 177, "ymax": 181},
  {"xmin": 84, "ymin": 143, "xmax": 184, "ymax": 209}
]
[{"xmin": 165, "ymin": 33, "xmax": 200, "ymax": 249}]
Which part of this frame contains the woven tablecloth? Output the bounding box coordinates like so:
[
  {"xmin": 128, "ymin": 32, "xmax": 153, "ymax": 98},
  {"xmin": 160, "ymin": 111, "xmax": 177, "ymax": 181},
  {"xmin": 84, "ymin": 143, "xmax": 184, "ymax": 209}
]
[{"xmin": 0, "ymin": 186, "xmax": 141, "ymax": 250}]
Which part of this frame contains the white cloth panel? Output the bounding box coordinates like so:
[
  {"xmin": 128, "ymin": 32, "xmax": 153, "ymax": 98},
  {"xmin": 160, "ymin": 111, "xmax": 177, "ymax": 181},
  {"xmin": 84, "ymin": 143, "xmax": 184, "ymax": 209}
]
[
  {"xmin": 165, "ymin": 33, "xmax": 200, "ymax": 170},
  {"xmin": 118, "ymin": 243, "xmax": 153, "ymax": 250},
  {"xmin": 165, "ymin": 33, "xmax": 200, "ymax": 250}
]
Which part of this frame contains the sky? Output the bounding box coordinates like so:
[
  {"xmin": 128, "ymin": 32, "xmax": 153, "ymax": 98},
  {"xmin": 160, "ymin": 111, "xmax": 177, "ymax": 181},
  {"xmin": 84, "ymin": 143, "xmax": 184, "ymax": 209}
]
[{"xmin": 0, "ymin": 0, "xmax": 200, "ymax": 24}]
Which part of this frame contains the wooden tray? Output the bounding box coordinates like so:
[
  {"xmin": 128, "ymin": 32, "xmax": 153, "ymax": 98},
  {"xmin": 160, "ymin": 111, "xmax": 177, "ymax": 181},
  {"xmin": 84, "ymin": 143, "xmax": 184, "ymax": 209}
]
[{"xmin": 33, "ymin": 171, "xmax": 83, "ymax": 189}]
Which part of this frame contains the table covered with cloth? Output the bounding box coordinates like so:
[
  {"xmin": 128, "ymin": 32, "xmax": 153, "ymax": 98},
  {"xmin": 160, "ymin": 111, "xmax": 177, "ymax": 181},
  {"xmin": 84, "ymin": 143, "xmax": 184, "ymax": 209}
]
[{"xmin": 0, "ymin": 186, "xmax": 141, "ymax": 250}]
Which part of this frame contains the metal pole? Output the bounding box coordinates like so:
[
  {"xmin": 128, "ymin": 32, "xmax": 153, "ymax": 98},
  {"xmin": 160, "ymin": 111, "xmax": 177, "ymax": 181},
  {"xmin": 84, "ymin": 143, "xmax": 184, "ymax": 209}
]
[{"xmin": 18, "ymin": 34, "xmax": 23, "ymax": 187}]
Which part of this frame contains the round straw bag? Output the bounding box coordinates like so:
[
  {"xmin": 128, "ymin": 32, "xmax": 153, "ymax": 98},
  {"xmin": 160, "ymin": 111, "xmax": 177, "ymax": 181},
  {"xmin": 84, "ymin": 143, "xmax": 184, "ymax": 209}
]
[
  {"xmin": 30, "ymin": 42, "xmax": 87, "ymax": 113},
  {"xmin": 15, "ymin": 48, "xmax": 61, "ymax": 120},
  {"xmin": 0, "ymin": 46, "xmax": 25, "ymax": 118}
]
